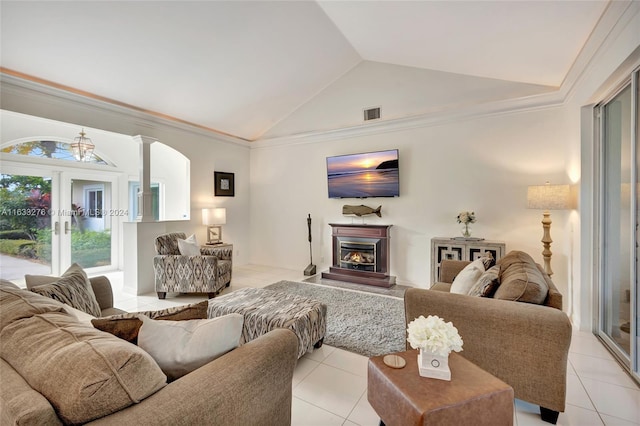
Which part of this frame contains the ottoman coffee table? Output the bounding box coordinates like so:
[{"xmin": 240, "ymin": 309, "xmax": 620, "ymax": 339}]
[
  {"xmin": 207, "ymin": 287, "xmax": 326, "ymax": 359},
  {"xmin": 368, "ymin": 350, "xmax": 514, "ymax": 426}
]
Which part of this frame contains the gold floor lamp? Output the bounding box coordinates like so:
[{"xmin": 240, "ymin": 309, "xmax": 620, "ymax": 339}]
[{"xmin": 527, "ymin": 182, "xmax": 571, "ymax": 277}]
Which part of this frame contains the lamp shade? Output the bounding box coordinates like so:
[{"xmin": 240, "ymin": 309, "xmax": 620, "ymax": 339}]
[
  {"xmin": 527, "ymin": 183, "xmax": 572, "ymax": 210},
  {"xmin": 202, "ymin": 208, "xmax": 226, "ymax": 225}
]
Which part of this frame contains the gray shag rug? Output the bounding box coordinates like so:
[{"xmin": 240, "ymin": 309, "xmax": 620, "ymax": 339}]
[{"xmin": 264, "ymin": 280, "xmax": 406, "ymax": 357}]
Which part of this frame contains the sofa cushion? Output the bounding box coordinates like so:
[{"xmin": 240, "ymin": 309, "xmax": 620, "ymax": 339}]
[
  {"xmin": 467, "ymin": 265, "xmax": 500, "ymax": 297},
  {"xmin": 494, "ymin": 250, "xmax": 549, "ymax": 304},
  {"xmin": 450, "ymin": 258, "xmax": 485, "ymax": 294},
  {"xmin": 27, "ymin": 263, "xmax": 102, "ymax": 317},
  {"xmin": 0, "ymin": 312, "xmax": 166, "ymax": 425},
  {"xmin": 91, "ymin": 300, "xmax": 209, "ymax": 344},
  {"xmin": 137, "ymin": 313, "xmax": 243, "ymax": 381},
  {"xmin": 0, "ymin": 279, "xmax": 20, "ymax": 290},
  {"xmin": 0, "ymin": 286, "xmax": 66, "ymax": 332},
  {"xmin": 0, "ymin": 358, "xmax": 62, "ymax": 426}
]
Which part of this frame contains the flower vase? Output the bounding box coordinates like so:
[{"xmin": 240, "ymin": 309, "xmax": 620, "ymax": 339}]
[
  {"xmin": 462, "ymin": 223, "xmax": 471, "ymax": 238},
  {"xmin": 417, "ymin": 349, "xmax": 451, "ymax": 381}
]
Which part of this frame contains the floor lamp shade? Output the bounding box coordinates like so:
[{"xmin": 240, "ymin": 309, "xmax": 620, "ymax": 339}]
[
  {"xmin": 527, "ymin": 183, "xmax": 572, "ymax": 277},
  {"xmin": 202, "ymin": 208, "xmax": 226, "ymax": 244}
]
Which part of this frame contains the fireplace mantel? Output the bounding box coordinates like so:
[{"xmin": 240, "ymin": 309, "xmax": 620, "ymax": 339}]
[{"xmin": 322, "ymin": 223, "xmax": 396, "ymax": 288}]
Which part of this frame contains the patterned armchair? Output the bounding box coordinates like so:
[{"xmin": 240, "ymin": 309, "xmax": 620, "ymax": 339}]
[{"xmin": 153, "ymin": 232, "xmax": 233, "ymax": 299}]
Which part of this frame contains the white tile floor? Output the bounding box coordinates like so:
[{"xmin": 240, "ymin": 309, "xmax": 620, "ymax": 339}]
[{"xmin": 102, "ymin": 265, "xmax": 640, "ymax": 426}]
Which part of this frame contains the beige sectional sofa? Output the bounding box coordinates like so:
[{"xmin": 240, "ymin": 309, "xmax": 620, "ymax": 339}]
[
  {"xmin": 405, "ymin": 251, "xmax": 572, "ymax": 424},
  {"xmin": 0, "ymin": 279, "xmax": 299, "ymax": 425}
]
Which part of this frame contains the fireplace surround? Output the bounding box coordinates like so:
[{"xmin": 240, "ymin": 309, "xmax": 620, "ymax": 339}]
[{"xmin": 322, "ymin": 223, "xmax": 395, "ymax": 287}]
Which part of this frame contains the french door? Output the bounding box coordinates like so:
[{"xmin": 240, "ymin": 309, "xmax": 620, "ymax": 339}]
[
  {"xmin": 596, "ymin": 67, "xmax": 639, "ymax": 382},
  {"xmin": 0, "ymin": 162, "xmax": 119, "ymax": 280}
]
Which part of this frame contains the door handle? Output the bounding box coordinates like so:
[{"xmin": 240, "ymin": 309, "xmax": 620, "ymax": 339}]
[
  {"xmin": 65, "ymin": 221, "xmax": 70, "ymax": 234},
  {"xmin": 54, "ymin": 222, "xmax": 59, "ymax": 235}
]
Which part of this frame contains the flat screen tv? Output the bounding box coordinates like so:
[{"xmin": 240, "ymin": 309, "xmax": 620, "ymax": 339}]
[{"xmin": 327, "ymin": 149, "xmax": 399, "ymax": 198}]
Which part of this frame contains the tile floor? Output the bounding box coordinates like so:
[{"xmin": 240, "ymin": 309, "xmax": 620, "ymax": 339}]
[{"xmin": 102, "ymin": 265, "xmax": 640, "ymax": 426}]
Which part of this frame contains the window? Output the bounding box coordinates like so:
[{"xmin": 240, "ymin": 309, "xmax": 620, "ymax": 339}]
[
  {"xmin": 85, "ymin": 187, "xmax": 104, "ymax": 218},
  {"xmin": 1, "ymin": 141, "xmax": 108, "ymax": 165}
]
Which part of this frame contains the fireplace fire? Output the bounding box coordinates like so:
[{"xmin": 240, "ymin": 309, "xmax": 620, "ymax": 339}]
[{"xmin": 322, "ymin": 223, "xmax": 395, "ymax": 287}]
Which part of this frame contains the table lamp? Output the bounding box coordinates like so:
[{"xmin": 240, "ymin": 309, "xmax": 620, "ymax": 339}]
[{"xmin": 202, "ymin": 208, "xmax": 226, "ymax": 245}]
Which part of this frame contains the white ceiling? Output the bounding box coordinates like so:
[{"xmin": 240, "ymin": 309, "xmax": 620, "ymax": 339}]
[{"xmin": 0, "ymin": 1, "xmax": 609, "ymax": 141}]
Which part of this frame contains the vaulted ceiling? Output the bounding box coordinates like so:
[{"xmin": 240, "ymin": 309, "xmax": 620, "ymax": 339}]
[{"xmin": 0, "ymin": 1, "xmax": 609, "ymax": 141}]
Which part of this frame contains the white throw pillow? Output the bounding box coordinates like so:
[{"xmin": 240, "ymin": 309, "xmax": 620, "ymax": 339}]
[
  {"xmin": 62, "ymin": 304, "xmax": 97, "ymax": 325},
  {"xmin": 450, "ymin": 258, "xmax": 486, "ymax": 294},
  {"xmin": 177, "ymin": 234, "xmax": 200, "ymax": 256},
  {"xmin": 137, "ymin": 313, "xmax": 243, "ymax": 381}
]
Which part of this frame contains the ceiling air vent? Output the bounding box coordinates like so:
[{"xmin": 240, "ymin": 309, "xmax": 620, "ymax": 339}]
[{"xmin": 363, "ymin": 107, "xmax": 381, "ymax": 121}]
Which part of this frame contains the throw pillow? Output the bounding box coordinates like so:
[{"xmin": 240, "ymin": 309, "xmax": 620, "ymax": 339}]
[
  {"xmin": 467, "ymin": 265, "xmax": 500, "ymax": 297},
  {"xmin": 28, "ymin": 263, "xmax": 102, "ymax": 317},
  {"xmin": 494, "ymin": 250, "xmax": 549, "ymax": 304},
  {"xmin": 91, "ymin": 300, "xmax": 209, "ymax": 344},
  {"xmin": 62, "ymin": 304, "xmax": 96, "ymax": 324},
  {"xmin": 450, "ymin": 258, "xmax": 486, "ymax": 294},
  {"xmin": 137, "ymin": 313, "xmax": 243, "ymax": 381},
  {"xmin": 177, "ymin": 234, "xmax": 200, "ymax": 256}
]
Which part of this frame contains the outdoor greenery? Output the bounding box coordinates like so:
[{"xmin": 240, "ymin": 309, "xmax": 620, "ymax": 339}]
[{"xmin": 0, "ymin": 174, "xmax": 111, "ymax": 268}]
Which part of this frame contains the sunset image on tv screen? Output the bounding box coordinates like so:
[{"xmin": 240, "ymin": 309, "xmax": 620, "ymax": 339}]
[{"xmin": 327, "ymin": 150, "xmax": 399, "ymax": 198}]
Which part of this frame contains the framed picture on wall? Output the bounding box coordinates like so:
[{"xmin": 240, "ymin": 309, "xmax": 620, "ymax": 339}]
[{"xmin": 214, "ymin": 172, "xmax": 235, "ymax": 197}]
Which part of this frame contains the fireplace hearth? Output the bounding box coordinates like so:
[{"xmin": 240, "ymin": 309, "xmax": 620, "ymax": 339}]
[{"xmin": 322, "ymin": 224, "xmax": 395, "ymax": 287}]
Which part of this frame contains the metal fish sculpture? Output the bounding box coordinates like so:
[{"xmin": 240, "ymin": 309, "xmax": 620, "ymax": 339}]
[{"xmin": 342, "ymin": 205, "xmax": 382, "ymax": 217}]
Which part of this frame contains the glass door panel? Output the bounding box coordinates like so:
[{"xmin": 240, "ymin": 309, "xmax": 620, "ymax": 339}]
[
  {"xmin": 69, "ymin": 178, "xmax": 112, "ymax": 268},
  {"xmin": 601, "ymin": 84, "xmax": 632, "ymax": 359},
  {"xmin": 0, "ymin": 172, "xmax": 56, "ymax": 280}
]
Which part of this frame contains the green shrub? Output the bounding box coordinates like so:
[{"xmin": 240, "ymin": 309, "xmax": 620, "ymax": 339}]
[
  {"xmin": 0, "ymin": 230, "xmax": 31, "ymax": 240},
  {"xmin": 0, "ymin": 239, "xmax": 36, "ymax": 256}
]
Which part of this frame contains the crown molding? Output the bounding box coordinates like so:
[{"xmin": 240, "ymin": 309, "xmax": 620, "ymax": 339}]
[
  {"xmin": 252, "ymin": 91, "xmax": 565, "ymax": 149},
  {"xmin": 253, "ymin": 1, "xmax": 635, "ymax": 149},
  {"xmin": 0, "ymin": 70, "xmax": 251, "ymax": 148}
]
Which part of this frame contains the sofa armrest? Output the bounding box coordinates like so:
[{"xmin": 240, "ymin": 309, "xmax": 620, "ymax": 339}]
[
  {"xmin": 89, "ymin": 276, "xmax": 115, "ymax": 311},
  {"xmin": 438, "ymin": 260, "xmax": 470, "ymax": 283},
  {"xmin": 87, "ymin": 328, "xmax": 299, "ymax": 426},
  {"xmin": 404, "ymin": 288, "xmax": 571, "ymax": 413}
]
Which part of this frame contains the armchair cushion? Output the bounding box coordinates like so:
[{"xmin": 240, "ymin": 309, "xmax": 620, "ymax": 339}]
[{"xmin": 154, "ymin": 232, "xmax": 186, "ymax": 255}]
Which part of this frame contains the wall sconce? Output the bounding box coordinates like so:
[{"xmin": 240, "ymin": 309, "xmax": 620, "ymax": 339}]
[
  {"xmin": 527, "ymin": 182, "xmax": 572, "ymax": 276},
  {"xmin": 202, "ymin": 208, "xmax": 226, "ymax": 245}
]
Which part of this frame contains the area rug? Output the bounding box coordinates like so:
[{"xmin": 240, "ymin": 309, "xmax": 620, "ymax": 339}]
[{"xmin": 264, "ymin": 280, "xmax": 406, "ymax": 357}]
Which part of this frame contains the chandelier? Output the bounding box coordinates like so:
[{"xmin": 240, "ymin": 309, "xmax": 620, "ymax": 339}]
[{"xmin": 71, "ymin": 128, "xmax": 95, "ymax": 162}]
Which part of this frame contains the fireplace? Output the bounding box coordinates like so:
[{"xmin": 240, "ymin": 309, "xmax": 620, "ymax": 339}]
[{"xmin": 322, "ymin": 224, "xmax": 395, "ymax": 287}]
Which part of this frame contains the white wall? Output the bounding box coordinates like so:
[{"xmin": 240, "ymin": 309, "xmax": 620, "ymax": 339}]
[{"xmin": 251, "ymin": 106, "xmax": 573, "ymax": 295}]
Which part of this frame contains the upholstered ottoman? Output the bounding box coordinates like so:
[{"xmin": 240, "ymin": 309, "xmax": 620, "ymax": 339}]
[
  {"xmin": 368, "ymin": 351, "xmax": 514, "ymax": 426},
  {"xmin": 207, "ymin": 287, "xmax": 326, "ymax": 358}
]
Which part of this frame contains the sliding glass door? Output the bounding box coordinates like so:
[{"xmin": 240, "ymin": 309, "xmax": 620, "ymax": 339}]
[{"xmin": 596, "ymin": 68, "xmax": 639, "ymax": 381}]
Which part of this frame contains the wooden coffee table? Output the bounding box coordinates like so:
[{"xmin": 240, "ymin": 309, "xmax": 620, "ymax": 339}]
[{"xmin": 368, "ymin": 350, "xmax": 514, "ymax": 426}]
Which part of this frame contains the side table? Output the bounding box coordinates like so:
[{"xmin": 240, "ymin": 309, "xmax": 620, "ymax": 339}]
[
  {"xmin": 430, "ymin": 237, "xmax": 506, "ymax": 285},
  {"xmin": 368, "ymin": 350, "xmax": 513, "ymax": 426}
]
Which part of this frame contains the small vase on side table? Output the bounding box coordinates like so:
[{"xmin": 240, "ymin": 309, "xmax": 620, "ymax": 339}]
[{"xmin": 418, "ymin": 349, "xmax": 451, "ymax": 381}]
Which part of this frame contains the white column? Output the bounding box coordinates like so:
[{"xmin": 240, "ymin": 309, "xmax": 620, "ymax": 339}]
[{"xmin": 132, "ymin": 135, "xmax": 157, "ymax": 222}]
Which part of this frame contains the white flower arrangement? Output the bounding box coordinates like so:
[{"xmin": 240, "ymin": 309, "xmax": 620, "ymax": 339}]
[
  {"xmin": 407, "ymin": 315, "xmax": 464, "ymax": 357},
  {"xmin": 456, "ymin": 211, "xmax": 476, "ymax": 225}
]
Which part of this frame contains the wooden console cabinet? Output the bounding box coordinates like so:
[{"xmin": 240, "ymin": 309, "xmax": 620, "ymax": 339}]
[
  {"xmin": 322, "ymin": 224, "xmax": 395, "ymax": 287},
  {"xmin": 430, "ymin": 237, "xmax": 506, "ymax": 285}
]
